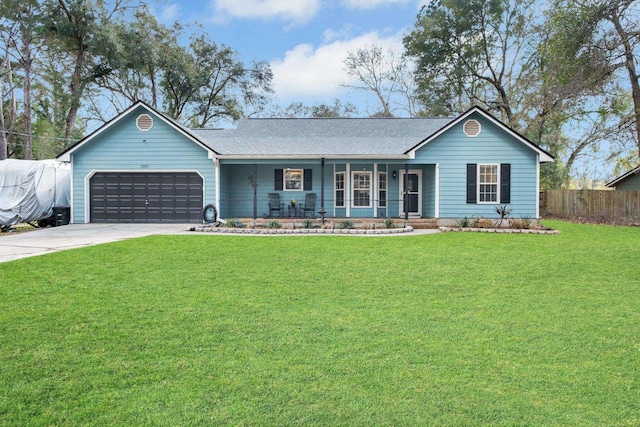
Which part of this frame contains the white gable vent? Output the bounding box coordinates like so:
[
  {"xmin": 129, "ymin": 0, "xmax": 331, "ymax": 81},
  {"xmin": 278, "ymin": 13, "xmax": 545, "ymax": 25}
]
[
  {"xmin": 463, "ymin": 119, "xmax": 481, "ymax": 137},
  {"xmin": 136, "ymin": 114, "xmax": 154, "ymax": 131}
]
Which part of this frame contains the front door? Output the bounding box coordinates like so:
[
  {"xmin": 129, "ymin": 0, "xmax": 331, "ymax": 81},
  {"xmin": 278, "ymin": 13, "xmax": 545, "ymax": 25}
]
[{"xmin": 400, "ymin": 170, "xmax": 422, "ymax": 217}]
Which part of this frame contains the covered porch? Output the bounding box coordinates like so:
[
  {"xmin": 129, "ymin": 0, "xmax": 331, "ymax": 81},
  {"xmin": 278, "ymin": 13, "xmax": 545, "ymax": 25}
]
[{"xmin": 215, "ymin": 160, "xmax": 439, "ymax": 220}]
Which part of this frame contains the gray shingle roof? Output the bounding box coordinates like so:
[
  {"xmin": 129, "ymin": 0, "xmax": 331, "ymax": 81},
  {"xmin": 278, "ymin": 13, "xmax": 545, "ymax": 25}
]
[{"xmin": 192, "ymin": 117, "xmax": 454, "ymax": 157}]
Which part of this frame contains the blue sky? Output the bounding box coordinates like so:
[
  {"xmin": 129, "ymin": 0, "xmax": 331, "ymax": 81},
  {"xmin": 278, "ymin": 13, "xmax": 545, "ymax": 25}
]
[{"xmin": 148, "ymin": 0, "xmax": 429, "ymax": 114}]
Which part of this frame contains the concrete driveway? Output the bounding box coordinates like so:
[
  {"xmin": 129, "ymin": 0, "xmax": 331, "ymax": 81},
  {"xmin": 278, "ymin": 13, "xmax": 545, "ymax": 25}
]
[{"xmin": 0, "ymin": 223, "xmax": 193, "ymax": 263}]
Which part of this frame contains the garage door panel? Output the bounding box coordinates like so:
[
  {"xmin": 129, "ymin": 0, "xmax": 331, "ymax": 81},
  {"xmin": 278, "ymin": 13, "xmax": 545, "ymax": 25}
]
[{"xmin": 90, "ymin": 172, "xmax": 203, "ymax": 223}]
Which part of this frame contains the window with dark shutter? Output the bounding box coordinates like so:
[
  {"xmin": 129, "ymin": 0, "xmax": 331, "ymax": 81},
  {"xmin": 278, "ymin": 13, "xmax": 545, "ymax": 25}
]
[
  {"xmin": 467, "ymin": 164, "xmax": 477, "ymax": 204},
  {"xmin": 274, "ymin": 169, "xmax": 283, "ymax": 191}
]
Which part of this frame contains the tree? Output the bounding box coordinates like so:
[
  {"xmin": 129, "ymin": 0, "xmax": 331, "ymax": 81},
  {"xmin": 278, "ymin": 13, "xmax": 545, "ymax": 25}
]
[
  {"xmin": 403, "ymin": 0, "xmax": 635, "ymax": 187},
  {"xmin": 162, "ymin": 33, "xmax": 273, "ymax": 127},
  {"xmin": 342, "ymin": 44, "xmax": 420, "ymax": 117},
  {"xmin": 90, "ymin": 17, "xmax": 273, "ymax": 128},
  {"xmin": 404, "ymin": 0, "xmax": 538, "ymax": 123},
  {"xmin": 268, "ymin": 100, "xmax": 358, "ymax": 118},
  {"xmin": 0, "ymin": 22, "xmax": 17, "ymax": 160},
  {"xmin": 549, "ymin": 0, "xmax": 640, "ymax": 163},
  {"xmin": 0, "ymin": 0, "xmax": 47, "ymax": 159},
  {"xmin": 44, "ymin": 0, "xmax": 134, "ymax": 139}
]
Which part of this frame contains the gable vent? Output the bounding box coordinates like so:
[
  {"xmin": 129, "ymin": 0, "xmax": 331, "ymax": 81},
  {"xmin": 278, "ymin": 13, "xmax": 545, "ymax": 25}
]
[
  {"xmin": 463, "ymin": 119, "xmax": 481, "ymax": 137},
  {"xmin": 136, "ymin": 114, "xmax": 153, "ymax": 131}
]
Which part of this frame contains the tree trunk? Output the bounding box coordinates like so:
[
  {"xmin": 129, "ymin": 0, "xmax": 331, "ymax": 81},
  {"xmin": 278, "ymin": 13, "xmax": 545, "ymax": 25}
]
[
  {"xmin": 64, "ymin": 46, "xmax": 85, "ymax": 140},
  {"xmin": 22, "ymin": 36, "xmax": 33, "ymax": 159},
  {"xmin": 611, "ymin": 6, "xmax": 640, "ymax": 160}
]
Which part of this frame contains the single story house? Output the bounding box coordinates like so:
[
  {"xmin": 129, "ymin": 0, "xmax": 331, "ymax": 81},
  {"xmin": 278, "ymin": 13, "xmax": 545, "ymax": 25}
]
[
  {"xmin": 605, "ymin": 165, "xmax": 640, "ymax": 191},
  {"xmin": 56, "ymin": 101, "xmax": 554, "ymax": 224}
]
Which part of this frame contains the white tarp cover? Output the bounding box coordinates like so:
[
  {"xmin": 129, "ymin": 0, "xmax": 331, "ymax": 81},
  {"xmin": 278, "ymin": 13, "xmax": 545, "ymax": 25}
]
[{"xmin": 0, "ymin": 159, "xmax": 70, "ymax": 226}]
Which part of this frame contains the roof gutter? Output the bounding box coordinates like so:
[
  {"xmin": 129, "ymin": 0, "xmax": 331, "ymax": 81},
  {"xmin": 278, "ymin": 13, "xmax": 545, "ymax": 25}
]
[{"xmin": 216, "ymin": 154, "xmax": 410, "ymax": 160}]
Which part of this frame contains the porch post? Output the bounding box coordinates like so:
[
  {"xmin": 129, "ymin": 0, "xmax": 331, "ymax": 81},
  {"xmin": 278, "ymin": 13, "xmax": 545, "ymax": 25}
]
[
  {"xmin": 252, "ymin": 164, "xmax": 257, "ymax": 223},
  {"xmin": 320, "ymin": 157, "xmax": 325, "ymax": 212},
  {"xmin": 404, "ymin": 163, "xmax": 409, "ymax": 222}
]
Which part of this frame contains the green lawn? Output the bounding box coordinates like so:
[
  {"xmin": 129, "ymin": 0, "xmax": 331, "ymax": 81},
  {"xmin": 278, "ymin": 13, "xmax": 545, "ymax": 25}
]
[{"xmin": 0, "ymin": 221, "xmax": 638, "ymax": 426}]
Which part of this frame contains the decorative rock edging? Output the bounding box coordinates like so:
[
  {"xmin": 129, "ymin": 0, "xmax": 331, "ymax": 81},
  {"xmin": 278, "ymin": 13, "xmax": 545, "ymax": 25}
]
[
  {"xmin": 439, "ymin": 227, "xmax": 559, "ymax": 234},
  {"xmin": 190, "ymin": 225, "xmax": 415, "ymax": 235}
]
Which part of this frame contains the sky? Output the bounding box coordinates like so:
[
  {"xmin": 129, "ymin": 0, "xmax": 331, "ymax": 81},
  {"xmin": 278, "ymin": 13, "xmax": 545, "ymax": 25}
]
[{"xmin": 147, "ymin": 0, "xmax": 429, "ymax": 115}]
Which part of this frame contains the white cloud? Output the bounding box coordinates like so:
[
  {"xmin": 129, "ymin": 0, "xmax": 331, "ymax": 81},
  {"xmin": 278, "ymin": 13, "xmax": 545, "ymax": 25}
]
[
  {"xmin": 270, "ymin": 31, "xmax": 404, "ymax": 102},
  {"xmin": 160, "ymin": 3, "xmax": 180, "ymax": 22},
  {"xmin": 341, "ymin": 0, "xmax": 411, "ymax": 10},
  {"xmin": 212, "ymin": 0, "xmax": 321, "ymax": 24}
]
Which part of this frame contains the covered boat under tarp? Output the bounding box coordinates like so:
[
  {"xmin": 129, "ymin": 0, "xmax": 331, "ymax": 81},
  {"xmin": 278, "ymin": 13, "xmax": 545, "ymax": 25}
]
[{"xmin": 0, "ymin": 159, "xmax": 70, "ymax": 227}]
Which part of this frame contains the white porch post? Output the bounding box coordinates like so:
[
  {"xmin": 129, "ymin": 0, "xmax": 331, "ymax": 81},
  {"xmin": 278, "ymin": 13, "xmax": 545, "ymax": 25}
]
[
  {"xmin": 373, "ymin": 163, "xmax": 378, "ymax": 218},
  {"xmin": 214, "ymin": 157, "xmax": 220, "ymax": 215},
  {"xmin": 346, "ymin": 163, "xmax": 351, "ymax": 218},
  {"xmin": 435, "ymin": 163, "xmax": 440, "ymax": 218},
  {"xmin": 536, "ymin": 156, "xmax": 540, "ymax": 219}
]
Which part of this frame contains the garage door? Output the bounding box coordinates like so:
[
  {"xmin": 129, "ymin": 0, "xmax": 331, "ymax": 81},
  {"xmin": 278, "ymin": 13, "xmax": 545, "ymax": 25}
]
[{"xmin": 90, "ymin": 172, "xmax": 203, "ymax": 223}]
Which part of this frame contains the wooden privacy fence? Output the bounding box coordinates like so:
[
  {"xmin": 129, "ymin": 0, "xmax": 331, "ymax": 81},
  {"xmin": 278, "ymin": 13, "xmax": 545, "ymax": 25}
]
[{"xmin": 541, "ymin": 189, "xmax": 640, "ymax": 223}]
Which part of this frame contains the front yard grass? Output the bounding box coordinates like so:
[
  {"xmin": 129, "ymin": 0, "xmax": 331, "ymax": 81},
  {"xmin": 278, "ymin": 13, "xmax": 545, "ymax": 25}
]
[{"xmin": 0, "ymin": 220, "xmax": 638, "ymax": 425}]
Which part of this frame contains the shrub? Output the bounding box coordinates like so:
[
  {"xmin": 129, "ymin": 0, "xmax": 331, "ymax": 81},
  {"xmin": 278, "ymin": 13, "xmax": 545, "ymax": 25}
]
[
  {"xmin": 337, "ymin": 220, "xmax": 354, "ymax": 229},
  {"xmin": 225, "ymin": 218, "xmax": 244, "ymax": 228},
  {"xmin": 456, "ymin": 216, "xmax": 470, "ymax": 228},
  {"xmin": 301, "ymin": 219, "xmax": 315, "ymax": 229},
  {"xmin": 384, "ymin": 218, "xmax": 396, "ymax": 229},
  {"xmin": 472, "ymin": 216, "xmax": 494, "ymax": 228},
  {"xmin": 495, "ymin": 204, "xmax": 513, "ymax": 227},
  {"xmin": 266, "ymin": 220, "xmax": 282, "ymax": 229}
]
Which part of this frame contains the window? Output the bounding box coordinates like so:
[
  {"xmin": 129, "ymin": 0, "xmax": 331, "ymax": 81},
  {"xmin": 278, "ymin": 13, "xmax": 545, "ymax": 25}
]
[
  {"xmin": 478, "ymin": 164, "xmax": 499, "ymax": 203},
  {"xmin": 284, "ymin": 169, "xmax": 303, "ymax": 190},
  {"xmin": 335, "ymin": 172, "xmax": 345, "ymax": 207},
  {"xmin": 352, "ymin": 171, "xmax": 372, "ymax": 207},
  {"xmin": 467, "ymin": 164, "xmax": 510, "ymax": 204},
  {"xmin": 378, "ymin": 172, "xmax": 387, "ymax": 207}
]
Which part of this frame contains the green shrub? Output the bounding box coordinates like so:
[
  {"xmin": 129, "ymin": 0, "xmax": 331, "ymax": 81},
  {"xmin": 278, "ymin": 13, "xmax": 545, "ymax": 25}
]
[
  {"xmin": 456, "ymin": 216, "xmax": 470, "ymax": 228},
  {"xmin": 266, "ymin": 219, "xmax": 282, "ymax": 229},
  {"xmin": 384, "ymin": 218, "xmax": 396, "ymax": 229},
  {"xmin": 225, "ymin": 218, "xmax": 244, "ymax": 228},
  {"xmin": 301, "ymin": 219, "xmax": 315, "ymax": 229},
  {"xmin": 337, "ymin": 220, "xmax": 354, "ymax": 229}
]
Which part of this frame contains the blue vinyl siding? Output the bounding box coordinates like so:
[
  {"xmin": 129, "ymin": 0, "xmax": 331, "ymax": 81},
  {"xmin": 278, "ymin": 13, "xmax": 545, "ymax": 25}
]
[
  {"xmin": 219, "ymin": 163, "xmax": 322, "ymax": 218},
  {"xmin": 70, "ymin": 106, "xmax": 216, "ymax": 223},
  {"xmin": 412, "ymin": 113, "xmax": 539, "ymax": 218}
]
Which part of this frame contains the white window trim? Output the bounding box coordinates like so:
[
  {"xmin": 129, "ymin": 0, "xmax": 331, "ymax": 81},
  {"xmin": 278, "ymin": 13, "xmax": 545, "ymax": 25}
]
[
  {"xmin": 283, "ymin": 168, "xmax": 303, "ymax": 191},
  {"xmin": 378, "ymin": 171, "xmax": 387, "ymax": 208},
  {"xmin": 477, "ymin": 163, "xmax": 500, "ymax": 204},
  {"xmin": 335, "ymin": 171, "xmax": 346, "ymax": 208},
  {"xmin": 351, "ymin": 170, "xmax": 372, "ymax": 208}
]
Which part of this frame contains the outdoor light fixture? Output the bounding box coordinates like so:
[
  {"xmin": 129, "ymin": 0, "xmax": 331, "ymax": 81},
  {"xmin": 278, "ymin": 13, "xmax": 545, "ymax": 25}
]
[{"xmin": 392, "ymin": 170, "xmax": 398, "ymax": 180}]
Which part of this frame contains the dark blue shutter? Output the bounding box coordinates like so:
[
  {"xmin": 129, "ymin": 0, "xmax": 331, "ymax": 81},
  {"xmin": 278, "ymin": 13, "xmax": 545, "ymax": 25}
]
[
  {"xmin": 274, "ymin": 169, "xmax": 283, "ymax": 191},
  {"xmin": 467, "ymin": 164, "xmax": 477, "ymax": 204},
  {"xmin": 303, "ymin": 169, "xmax": 312, "ymax": 191},
  {"xmin": 500, "ymin": 164, "xmax": 511, "ymax": 204}
]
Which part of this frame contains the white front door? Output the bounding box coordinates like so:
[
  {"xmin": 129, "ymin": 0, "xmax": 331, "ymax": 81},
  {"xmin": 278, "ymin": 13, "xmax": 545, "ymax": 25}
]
[{"xmin": 399, "ymin": 170, "xmax": 422, "ymax": 218}]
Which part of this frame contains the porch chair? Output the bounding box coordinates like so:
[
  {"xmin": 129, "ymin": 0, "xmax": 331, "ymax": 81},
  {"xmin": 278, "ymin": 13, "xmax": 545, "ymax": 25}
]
[
  {"xmin": 268, "ymin": 193, "xmax": 284, "ymax": 217},
  {"xmin": 300, "ymin": 193, "xmax": 316, "ymax": 218}
]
